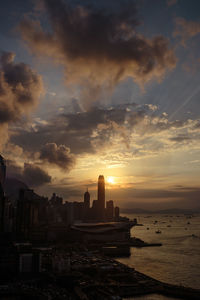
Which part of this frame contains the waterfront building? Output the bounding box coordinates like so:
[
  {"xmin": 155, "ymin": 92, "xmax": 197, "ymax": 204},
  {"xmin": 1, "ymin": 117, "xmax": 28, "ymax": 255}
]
[
  {"xmin": 84, "ymin": 189, "xmax": 90, "ymax": 210},
  {"xmin": 62, "ymin": 201, "xmax": 73, "ymax": 225},
  {"xmin": 16, "ymin": 189, "xmax": 48, "ymax": 240},
  {"xmin": 0, "ymin": 155, "xmax": 6, "ymax": 232},
  {"xmin": 0, "ymin": 180, "xmax": 5, "ymax": 233},
  {"xmin": 83, "ymin": 189, "xmax": 90, "ymax": 220},
  {"xmin": 73, "ymin": 201, "xmax": 84, "ymax": 221},
  {"xmin": 91, "ymin": 199, "xmax": 98, "ymax": 220},
  {"xmin": 0, "ymin": 155, "xmax": 6, "ymax": 188},
  {"xmin": 48, "ymin": 193, "xmax": 64, "ymax": 224},
  {"xmin": 49, "ymin": 193, "xmax": 63, "ymax": 206},
  {"xmin": 3, "ymin": 197, "xmax": 14, "ymax": 233},
  {"xmin": 106, "ymin": 200, "xmax": 114, "ymax": 221},
  {"xmin": 114, "ymin": 206, "xmax": 120, "ymax": 221},
  {"xmin": 71, "ymin": 222, "xmax": 133, "ymax": 242}
]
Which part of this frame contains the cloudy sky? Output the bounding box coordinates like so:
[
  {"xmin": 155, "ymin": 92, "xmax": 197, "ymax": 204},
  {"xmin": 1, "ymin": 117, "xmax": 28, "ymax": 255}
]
[{"xmin": 1, "ymin": 0, "xmax": 200, "ymax": 210}]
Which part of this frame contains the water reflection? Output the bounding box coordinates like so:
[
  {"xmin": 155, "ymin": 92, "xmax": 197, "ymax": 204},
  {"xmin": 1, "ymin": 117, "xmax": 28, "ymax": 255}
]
[{"xmin": 118, "ymin": 214, "xmax": 200, "ymax": 289}]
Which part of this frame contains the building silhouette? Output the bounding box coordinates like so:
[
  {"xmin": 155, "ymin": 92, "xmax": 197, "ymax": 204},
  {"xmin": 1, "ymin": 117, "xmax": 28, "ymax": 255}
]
[
  {"xmin": 84, "ymin": 189, "xmax": 90, "ymax": 210},
  {"xmin": 106, "ymin": 200, "xmax": 114, "ymax": 221},
  {"xmin": 114, "ymin": 206, "xmax": 120, "ymax": 221},
  {"xmin": 0, "ymin": 162, "xmax": 122, "ymax": 241},
  {"xmin": 0, "ymin": 155, "xmax": 6, "ymax": 188},
  {"xmin": 16, "ymin": 189, "xmax": 48, "ymax": 240},
  {"xmin": 83, "ymin": 189, "xmax": 90, "ymax": 220},
  {"xmin": 0, "ymin": 155, "xmax": 6, "ymax": 232},
  {"xmin": 97, "ymin": 175, "xmax": 105, "ymax": 219}
]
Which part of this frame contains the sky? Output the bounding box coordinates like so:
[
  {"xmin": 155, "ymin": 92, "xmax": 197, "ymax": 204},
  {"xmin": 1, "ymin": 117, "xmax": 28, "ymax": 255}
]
[{"xmin": 0, "ymin": 0, "xmax": 200, "ymax": 210}]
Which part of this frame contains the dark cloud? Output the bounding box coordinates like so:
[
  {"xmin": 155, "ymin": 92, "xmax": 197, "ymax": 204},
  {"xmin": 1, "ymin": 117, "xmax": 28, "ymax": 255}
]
[
  {"xmin": 38, "ymin": 185, "xmax": 83, "ymax": 201},
  {"xmin": 0, "ymin": 51, "xmax": 43, "ymax": 123},
  {"xmin": 11, "ymin": 105, "xmax": 197, "ymax": 156},
  {"xmin": 110, "ymin": 186, "xmax": 200, "ymax": 210},
  {"xmin": 0, "ymin": 51, "xmax": 43, "ymax": 148},
  {"xmin": 6, "ymin": 160, "xmax": 51, "ymax": 187},
  {"xmin": 23, "ymin": 163, "xmax": 51, "ymax": 187},
  {"xmin": 40, "ymin": 143, "xmax": 75, "ymax": 170},
  {"xmin": 170, "ymin": 135, "xmax": 191, "ymax": 142},
  {"xmin": 19, "ymin": 0, "xmax": 176, "ymax": 107},
  {"xmin": 11, "ymin": 106, "xmax": 129, "ymax": 154},
  {"xmin": 6, "ymin": 159, "xmax": 23, "ymax": 178}
]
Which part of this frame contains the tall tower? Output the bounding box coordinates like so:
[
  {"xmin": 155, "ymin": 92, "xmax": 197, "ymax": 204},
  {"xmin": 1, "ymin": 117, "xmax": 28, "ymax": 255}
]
[
  {"xmin": 97, "ymin": 175, "xmax": 105, "ymax": 215},
  {"xmin": 0, "ymin": 155, "xmax": 6, "ymax": 232},
  {"xmin": 84, "ymin": 189, "xmax": 90, "ymax": 210},
  {"xmin": 0, "ymin": 155, "xmax": 6, "ymax": 189}
]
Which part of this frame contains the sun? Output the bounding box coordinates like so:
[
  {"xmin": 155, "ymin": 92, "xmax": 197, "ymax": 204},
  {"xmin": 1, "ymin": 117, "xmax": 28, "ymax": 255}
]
[{"xmin": 107, "ymin": 176, "xmax": 115, "ymax": 184}]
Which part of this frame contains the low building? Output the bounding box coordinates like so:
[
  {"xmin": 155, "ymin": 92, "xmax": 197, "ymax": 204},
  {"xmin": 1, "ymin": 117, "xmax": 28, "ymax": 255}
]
[{"xmin": 70, "ymin": 222, "xmax": 133, "ymax": 242}]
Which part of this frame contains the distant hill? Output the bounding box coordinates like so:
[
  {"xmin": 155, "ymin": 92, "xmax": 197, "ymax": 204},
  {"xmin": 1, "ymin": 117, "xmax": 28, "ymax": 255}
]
[
  {"xmin": 155, "ymin": 208, "xmax": 200, "ymax": 214},
  {"xmin": 120, "ymin": 207, "xmax": 200, "ymax": 214},
  {"xmin": 120, "ymin": 208, "xmax": 152, "ymax": 214}
]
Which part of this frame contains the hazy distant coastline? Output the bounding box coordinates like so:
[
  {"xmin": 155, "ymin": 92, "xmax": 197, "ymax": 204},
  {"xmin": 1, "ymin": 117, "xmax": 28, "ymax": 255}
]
[{"xmin": 121, "ymin": 207, "xmax": 200, "ymax": 214}]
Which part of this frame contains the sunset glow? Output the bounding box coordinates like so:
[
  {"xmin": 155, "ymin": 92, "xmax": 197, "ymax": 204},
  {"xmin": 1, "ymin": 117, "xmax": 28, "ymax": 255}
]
[
  {"xmin": 107, "ymin": 176, "xmax": 115, "ymax": 185},
  {"xmin": 1, "ymin": 1, "xmax": 200, "ymax": 297},
  {"xmin": 0, "ymin": 0, "xmax": 199, "ymax": 211}
]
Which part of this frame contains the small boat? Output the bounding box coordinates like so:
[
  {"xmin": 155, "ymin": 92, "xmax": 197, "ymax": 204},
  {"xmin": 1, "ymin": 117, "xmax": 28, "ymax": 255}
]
[
  {"xmin": 153, "ymin": 220, "xmax": 158, "ymax": 224},
  {"xmin": 147, "ymin": 227, "xmax": 149, "ymax": 230},
  {"xmin": 191, "ymin": 234, "xmax": 197, "ymax": 238},
  {"xmin": 167, "ymin": 225, "xmax": 171, "ymax": 227},
  {"xmin": 155, "ymin": 230, "xmax": 162, "ymax": 234},
  {"xmin": 187, "ymin": 222, "xmax": 190, "ymax": 225}
]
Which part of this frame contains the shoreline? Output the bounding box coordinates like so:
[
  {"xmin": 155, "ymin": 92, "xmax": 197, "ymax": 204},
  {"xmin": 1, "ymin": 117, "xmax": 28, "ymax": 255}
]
[
  {"xmin": 0, "ymin": 252, "xmax": 199, "ymax": 300},
  {"xmin": 113, "ymin": 259, "xmax": 200, "ymax": 299}
]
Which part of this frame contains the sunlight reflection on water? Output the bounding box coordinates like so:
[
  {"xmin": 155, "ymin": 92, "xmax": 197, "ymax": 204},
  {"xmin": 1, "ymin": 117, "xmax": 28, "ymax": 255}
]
[
  {"xmin": 117, "ymin": 214, "xmax": 200, "ymax": 290},
  {"xmin": 124, "ymin": 294, "xmax": 181, "ymax": 300}
]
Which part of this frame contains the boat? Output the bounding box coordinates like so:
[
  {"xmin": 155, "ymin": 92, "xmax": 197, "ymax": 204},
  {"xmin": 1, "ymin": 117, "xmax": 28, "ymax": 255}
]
[
  {"xmin": 146, "ymin": 227, "xmax": 149, "ymax": 230},
  {"xmin": 167, "ymin": 225, "xmax": 171, "ymax": 227},
  {"xmin": 155, "ymin": 230, "xmax": 162, "ymax": 234},
  {"xmin": 191, "ymin": 234, "xmax": 199, "ymax": 238}
]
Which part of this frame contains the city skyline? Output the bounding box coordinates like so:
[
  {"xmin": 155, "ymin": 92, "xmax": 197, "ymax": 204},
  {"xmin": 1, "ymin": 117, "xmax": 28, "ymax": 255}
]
[{"xmin": 0, "ymin": 0, "xmax": 200, "ymax": 210}]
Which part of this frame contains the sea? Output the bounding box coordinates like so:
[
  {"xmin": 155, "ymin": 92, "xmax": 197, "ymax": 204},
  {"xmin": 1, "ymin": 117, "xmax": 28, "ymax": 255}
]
[{"xmin": 117, "ymin": 213, "xmax": 200, "ymax": 300}]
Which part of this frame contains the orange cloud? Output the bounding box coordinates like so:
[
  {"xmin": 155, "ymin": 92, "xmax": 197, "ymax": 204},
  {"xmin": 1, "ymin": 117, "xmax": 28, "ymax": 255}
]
[
  {"xmin": 174, "ymin": 17, "xmax": 200, "ymax": 45},
  {"xmin": 167, "ymin": 0, "xmax": 177, "ymax": 7}
]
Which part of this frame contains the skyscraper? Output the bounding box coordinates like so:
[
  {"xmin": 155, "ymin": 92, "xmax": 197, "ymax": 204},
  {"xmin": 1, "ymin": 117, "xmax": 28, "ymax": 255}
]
[
  {"xmin": 84, "ymin": 189, "xmax": 90, "ymax": 210},
  {"xmin": 97, "ymin": 175, "xmax": 105, "ymax": 219},
  {"xmin": 106, "ymin": 200, "xmax": 114, "ymax": 220},
  {"xmin": 0, "ymin": 155, "xmax": 6, "ymax": 232},
  {"xmin": 0, "ymin": 155, "xmax": 6, "ymax": 189}
]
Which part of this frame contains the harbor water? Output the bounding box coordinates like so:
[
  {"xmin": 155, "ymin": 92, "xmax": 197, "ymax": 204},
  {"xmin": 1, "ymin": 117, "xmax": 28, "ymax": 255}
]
[{"xmin": 117, "ymin": 214, "xmax": 200, "ymax": 294}]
